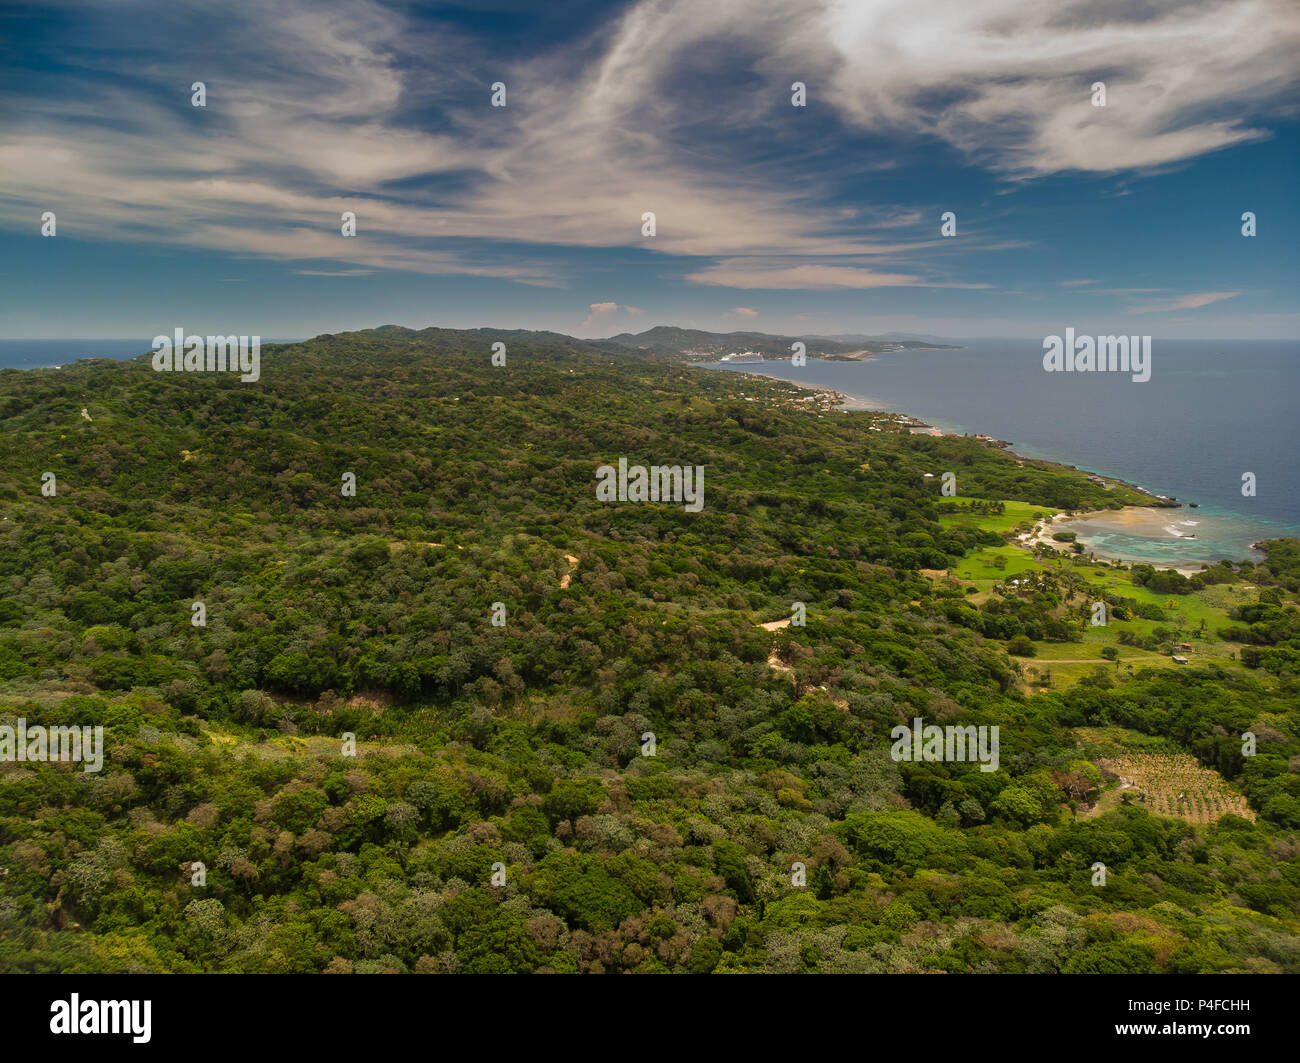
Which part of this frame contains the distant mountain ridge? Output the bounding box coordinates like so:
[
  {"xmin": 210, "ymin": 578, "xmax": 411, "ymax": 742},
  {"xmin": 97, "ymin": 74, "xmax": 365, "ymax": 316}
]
[
  {"xmin": 811, "ymin": 331, "xmax": 958, "ymax": 345},
  {"xmin": 601, "ymin": 325, "xmax": 960, "ymax": 359},
  {"xmin": 274, "ymin": 324, "xmax": 960, "ymax": 367}
]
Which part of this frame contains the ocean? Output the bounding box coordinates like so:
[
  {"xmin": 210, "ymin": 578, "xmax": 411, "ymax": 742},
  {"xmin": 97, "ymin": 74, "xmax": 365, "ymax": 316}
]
[
  {"xmin": 2, "ymin": 337, "xmax": 1294, "ymax": 566},
  {"xmin": 0, "ymin": 339, "xmax": 159, "ymax": 371},
  {"xmin": 0, "ymin": 339, "xmax": 306, "ymax": 372},
  {"xmin": 701, "ymin": 339, "xmax": 1300, "ymax": 565}
]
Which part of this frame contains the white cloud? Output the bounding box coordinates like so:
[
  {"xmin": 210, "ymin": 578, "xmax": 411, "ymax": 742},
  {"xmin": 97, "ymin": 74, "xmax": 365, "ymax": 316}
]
[
  {"xmin": 1, "ymin": 0, "xmax": 1295, "ymax": 294},
  {"xmin": 1130, "ymin": 291, "xmax": 1242, "ymax": 314},
  {"xmin": 818, "ymin": 0, "xmax": 1298, "ymax": 176},
  {"xmin": 578, "ymin": 301, "xmax": 643, "ymax": 332},
  {"xmin": 689, "ymin": 260, "xmax": 992, "ymax": 290}
]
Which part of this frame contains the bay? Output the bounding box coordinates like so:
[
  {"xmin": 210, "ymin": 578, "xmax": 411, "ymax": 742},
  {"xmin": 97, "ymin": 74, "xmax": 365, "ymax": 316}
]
[{"xmin": 701, "ymin": 338, "xmax": 1300, "ymax": 564}]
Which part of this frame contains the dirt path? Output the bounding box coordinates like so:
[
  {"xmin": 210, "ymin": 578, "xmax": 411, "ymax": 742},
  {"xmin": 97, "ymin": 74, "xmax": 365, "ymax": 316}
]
[
  {"xmin": 1031, "ymin": 654, "xmax": 1169, "ymax": 665},
  {"xmin": 1016, "ymin": 513, "xmax": 1070, "ymax": 551},
  {"xmin": 758, "ymin": 617, "xmax": 793, "ymax": 672},
  {"xmin": 559, "ymin": 553, "xmax": 579, "ymax": 589},
  {"xmin": 1031, "ymin": 658, "xmax": 1118, "ymax": 665}
]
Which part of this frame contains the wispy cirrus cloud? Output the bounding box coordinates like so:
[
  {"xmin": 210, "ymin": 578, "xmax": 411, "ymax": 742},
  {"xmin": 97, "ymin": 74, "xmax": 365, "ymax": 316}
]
[
  {"xmin": 818, "ymin": 0, "xmax": 1300, "ymax": 176},
  {"xmin": 688, "ymin": 259, "xmax": 993, "ymax": 290},
  {"xmin": 0, "ymin": 0, "xmax": 1296, "ymax": 299},
  {"xmin": 1130, "ymin": 291, "xmax": 1243, "ymax": 314}
]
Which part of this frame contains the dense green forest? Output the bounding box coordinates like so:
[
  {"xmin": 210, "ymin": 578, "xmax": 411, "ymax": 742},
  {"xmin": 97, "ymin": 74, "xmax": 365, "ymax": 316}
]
[{"xmin": 1, "ymin": 326, "xmax": 1297, "ymax": 973}]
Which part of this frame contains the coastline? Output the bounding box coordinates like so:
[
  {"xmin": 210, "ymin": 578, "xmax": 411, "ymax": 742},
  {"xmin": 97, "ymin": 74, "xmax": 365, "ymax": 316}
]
[
  {"xmin": 704, "ymin": 364, "xmax": 1162, "ymax": 498},
  {"xmin": 711, "ymin": 367, "xmax": 881, "ymax": 411},
  {"xmin": 696, "ymin": 360, "xmax": 1281, "ymax": 571},
  {"xmin": 1016, "ymin": 509, "xmax": 1231, "ymax": 576}
]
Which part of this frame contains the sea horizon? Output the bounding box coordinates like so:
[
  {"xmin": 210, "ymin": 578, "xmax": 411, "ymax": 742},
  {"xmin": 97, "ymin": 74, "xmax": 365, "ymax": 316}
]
[
  {"xmin": 5, "ymin": 334, "xmax": 1295, "ymax": 569},
  {"xmin": 0, "ymin": 338, "xmax": 306, "ymax": 372}
]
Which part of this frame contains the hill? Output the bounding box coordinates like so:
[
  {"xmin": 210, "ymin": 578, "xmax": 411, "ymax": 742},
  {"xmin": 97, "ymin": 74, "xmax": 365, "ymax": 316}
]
[
  {"xmin": 0, "ymin": 326, "xmax": 1297, "ymax": 974},
  {"xmin": 601, "ymin": 326, "xmax": 963, "ymax": 360},
  {"xmin": 601, "ymin": 326, "xmax": 870, "ymax": 359}
]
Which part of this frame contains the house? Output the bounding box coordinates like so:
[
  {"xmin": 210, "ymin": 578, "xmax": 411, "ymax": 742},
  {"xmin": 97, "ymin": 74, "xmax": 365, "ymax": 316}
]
[
  {"xmin": 1178, "ymin": 642, "xmax": 1192, "ymax": 650},
  {"xmin": 1172, "ymin": 655, "xmax": 1189, "ymax": 664}
]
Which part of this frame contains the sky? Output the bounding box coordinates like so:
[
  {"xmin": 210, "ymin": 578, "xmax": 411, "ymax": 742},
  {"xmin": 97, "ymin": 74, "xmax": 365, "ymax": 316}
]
[{"xmin": 1, "ymin": 0, "xmax": 1297, "ymax": 341}]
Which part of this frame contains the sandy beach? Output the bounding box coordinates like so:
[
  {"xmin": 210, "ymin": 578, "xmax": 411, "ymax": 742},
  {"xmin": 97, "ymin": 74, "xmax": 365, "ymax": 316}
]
[
  {"xmin": 701, "ymin": 362, "xmax": 1271, "ymax": 570},
  {"xmin": 1020, "ymin": 507, "xmax": 1234, "ymax": 575}
]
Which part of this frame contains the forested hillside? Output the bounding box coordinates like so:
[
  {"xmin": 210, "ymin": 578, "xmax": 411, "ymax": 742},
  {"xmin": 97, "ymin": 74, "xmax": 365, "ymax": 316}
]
[{"xmin": 1, "ymin": 327, "xmax": 1297, "ymax": 974}]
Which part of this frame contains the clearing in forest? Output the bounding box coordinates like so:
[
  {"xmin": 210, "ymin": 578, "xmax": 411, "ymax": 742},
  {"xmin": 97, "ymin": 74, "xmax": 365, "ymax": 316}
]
[
  {"xmin": 1089, "ymin": 753, "xmax": 1254, "ymax": 823},
  {"xmin": 758, "ymin": 616, "xmax": 793, "ymax": 672}
]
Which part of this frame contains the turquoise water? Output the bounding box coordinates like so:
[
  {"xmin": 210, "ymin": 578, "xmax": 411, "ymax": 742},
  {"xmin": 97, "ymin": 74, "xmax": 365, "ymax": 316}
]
[
  {"xmin": 1064, "ymin": 508, "xmax": 1279, "ymax": 567},
  {"xmin": 703, "ymin": 339, "xmax": 1300, "ymax": 564}
]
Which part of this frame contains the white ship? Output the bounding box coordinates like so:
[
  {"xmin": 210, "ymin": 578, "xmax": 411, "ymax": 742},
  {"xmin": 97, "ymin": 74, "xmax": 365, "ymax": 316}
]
[{"xmin": 720, "ymin": 350, "xmax": 764, "ymax": 363}]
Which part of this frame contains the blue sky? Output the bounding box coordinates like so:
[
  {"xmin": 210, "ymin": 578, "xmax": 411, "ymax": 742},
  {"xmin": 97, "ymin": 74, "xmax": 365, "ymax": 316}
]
[{"xmin": 1, "ymin": 0, "xmax": 1297, "ymax": 340}]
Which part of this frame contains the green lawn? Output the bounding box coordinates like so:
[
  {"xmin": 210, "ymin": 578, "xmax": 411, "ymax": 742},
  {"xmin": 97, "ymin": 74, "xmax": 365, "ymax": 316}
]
[
  {"xmin": 935, "ymin": 499, "xmax": 1256, "ymax": 688},
  {"xmin": 938, "ymin": 496, "xmax": 1049, "ymax": 535},
  {"xmin": 951, "ymin": 544, "xmax": 1045, "ymax": 583}
]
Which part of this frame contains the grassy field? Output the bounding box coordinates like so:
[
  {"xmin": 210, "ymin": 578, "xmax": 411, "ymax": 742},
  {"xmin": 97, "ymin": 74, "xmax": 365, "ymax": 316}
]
[
  {"xmin": 951, "ymin": 543, "xmax": 1044, "ymax": 583},
  {"xmin": 938, "ymin": 497, "xmax": 1050, "ymax": 535},
  {"xmin": 933, "ymin": 499, "xmax": 1256, "ymax": 691}
]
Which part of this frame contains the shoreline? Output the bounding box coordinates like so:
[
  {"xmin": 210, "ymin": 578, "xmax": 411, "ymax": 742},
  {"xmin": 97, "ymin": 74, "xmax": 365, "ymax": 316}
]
[
  {"xmin": 1016, "ymin": 509, "xmax": 1227, "ymax": 576},
  {"xmin": 696, "ymin": 361, "xmax": 1287, "ymax": 571},
  {"xmin": 710, "ymin": 367, "xmax": 880, "ymax": 411},
  {"xmin": 705, "ymin": 364, "xmax": 1166, "ymax": 503}
]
